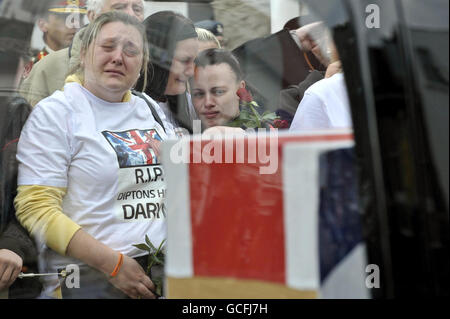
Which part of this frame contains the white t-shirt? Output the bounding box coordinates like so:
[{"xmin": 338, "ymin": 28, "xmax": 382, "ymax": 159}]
[
  {"xmin": 289, "ymin": 73, "xmax": 352, "ymax": 131},
  {"xmin": 17, "ymin": 82, "xmax": 170, "ymax": 279}
]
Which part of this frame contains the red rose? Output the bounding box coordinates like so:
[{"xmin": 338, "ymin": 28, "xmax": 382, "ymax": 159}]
[
  {"xmin": 273, "ymin": 119, "xmax": 289, "ymax": 129},
  {"xmin": 236, "ymin": 88, "xmax": 253, "ymax": 103}
]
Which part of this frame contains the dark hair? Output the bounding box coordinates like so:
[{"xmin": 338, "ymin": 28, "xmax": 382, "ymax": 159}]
[
  {"xmin": 136, "ymin": 11, "xmax": 197, "ymax": 101},
  {"xmin": 194, "ymin": 48, "xmax": 243, "ymax": 81}
]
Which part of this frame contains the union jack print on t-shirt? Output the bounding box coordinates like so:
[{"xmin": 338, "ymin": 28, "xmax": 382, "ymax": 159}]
[{"xmin": 102, "ymin": 129, "xmax": 162, "ymax": 168}]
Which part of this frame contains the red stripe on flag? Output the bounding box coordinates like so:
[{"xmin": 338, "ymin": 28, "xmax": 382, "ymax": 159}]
[
  {"xmin": 189, "ymin": 136, "xmax": 286, "ymax": 284},
  {"xmin": 188, "ymin": 133, "xmax": 353, "ymax": 285}
]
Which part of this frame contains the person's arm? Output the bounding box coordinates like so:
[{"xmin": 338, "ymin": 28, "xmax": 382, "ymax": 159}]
[
  {"xmin": 0, "ymin": 217, "xmax": 38, "ymax": 291},
  {"xmin": 294, "ymin": 22, "xmax": 332, "ymax": 64},
  {"xmin": 0, "ymin": 249, "xmax": 22, "ymax": 291},
  {"xmin": 0, "ymin": 217, "xmax": 40, "ymax": 292},
  {"xmin": 14, "ymin": 185, "xmax": 157, "ymax": 299},
  {"xmin": 15, "ymin": 102, "xmax": 156, "ymax": 298},
  {"xmin": 0, "ymin": 97, "xmax": 32, "ymax": 291},
  {"xmin": 14, "ymin": 185, "xmax": 79, "ymax": 255},
  {"xmin": 66, "ymin": 230, "xmax": 156, "ymax": 299}
]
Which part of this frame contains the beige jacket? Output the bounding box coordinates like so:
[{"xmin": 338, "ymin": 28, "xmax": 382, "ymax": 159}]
[{"xmin": 19, "ymin": 28, "xmax": 85, "ymax": 107}]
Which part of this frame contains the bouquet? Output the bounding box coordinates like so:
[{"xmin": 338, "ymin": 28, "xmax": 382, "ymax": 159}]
[
  {"xmin": 227, "ymin": 88, "xmax": 289, "ymax": 129},
  {"xmin": 133, "ymin": 236, "xmax": 166, "ymax": 297}
]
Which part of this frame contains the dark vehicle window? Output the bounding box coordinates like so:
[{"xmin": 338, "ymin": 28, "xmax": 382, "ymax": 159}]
[{"xmin": 0, "ymin": 0, "xmax": 448, "ymax": 301}]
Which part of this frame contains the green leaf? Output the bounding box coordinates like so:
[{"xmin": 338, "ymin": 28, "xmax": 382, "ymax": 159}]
[
  {"xmin": 147, "ymin": 260, "xmax": 154, "ymax": 274},
  {"xmin": 227, "ymin": 121, "xmax": 240, "ymax": 127},
  {"xmin": 145, "ymin": 235, "xmax": 157, "ymax": 251},
  {"xmin": 249, "ymin": 105, "xmax": 262, "ymax": 126},
  {"xmin": 156, "ymin": 254, "xmax": 165, "ymax": 264},
  {"xmin": 262, "ymin": 113, "xmax": 279, "ymax": 121},
  {"xmin": 244, "ymin": 121, "xmax": 258, "ymax": 128},
  {"xmin": 133, "ymin": 244, "xmax": 150, "ymax": 252},
  {"xmin": 153, "ymin": 278, "xmax": 163, "ymax": 296},
  {"xmin": 239, "ymin": 111, "xmax": 252, "ymax": 120},
  {"xmin": 156, "ymin": 239, "xmax": 166, "ymax": 254},
  {"xmin": 136, "ymin": 236, "xmax": 167, "ymax": 285},
  {"xmin": 151, "ymin": 255, "xmax": 164, "ymax": 265}
]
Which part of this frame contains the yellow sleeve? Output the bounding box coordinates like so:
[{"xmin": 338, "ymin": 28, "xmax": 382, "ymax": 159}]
[{"xmin": 14, "ymin": 185, "xmax": 81, "ymax": 256}]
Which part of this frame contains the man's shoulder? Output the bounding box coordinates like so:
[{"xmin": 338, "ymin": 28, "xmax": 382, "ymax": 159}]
[
  {"xmin": 20, "ymin": 48, "xmax": 71, "ymax": 106},
  {"xmin": 305, "ymin": 73, "xmax": 343, "ymax": 97},
  {"xmin": 34, "ymin": 48, "xmax": 70, "ymax": 70},
  {"xmin": 30, "ymin": 48, "xmax": 49, "ymax": 65},
  {"xmin": 23, "ymin": 48, "xmax": 69, "ymax": 82}
]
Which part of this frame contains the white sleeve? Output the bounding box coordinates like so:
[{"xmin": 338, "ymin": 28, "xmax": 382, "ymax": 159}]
[
  {"xmin": 289, "ymin": 91, "xmax": 331, "ymax": 131},
  {"xmin": 17, "ymin": 102, "xmax": 72, "ymax": 188}
]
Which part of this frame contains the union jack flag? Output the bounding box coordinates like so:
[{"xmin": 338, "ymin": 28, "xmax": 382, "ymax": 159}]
[
  {"xmin": 102, "ymin": 129, "xmax": 162, "ymax": 168},
  {"xmin": 162, "ymin": 131, "xmax": 370, "ymax": 298}
]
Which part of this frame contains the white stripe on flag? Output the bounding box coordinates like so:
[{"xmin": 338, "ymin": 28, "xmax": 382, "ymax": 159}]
[
  {"xmin": 283, "ymin": 144, "xmax": 321, "ymax": 291},
  {"xmin": 283, "ymin": 139, "xmax": 355, "ymax": 292},
  {"xmin": 162, "ymin": 138, "xmax": 193, "ymax": 278}
]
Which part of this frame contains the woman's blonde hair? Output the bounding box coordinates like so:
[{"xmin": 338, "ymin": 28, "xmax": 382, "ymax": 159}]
[
  {"xmin": 72, "ymin": 11, "xmax": 149, "ymax": 89},
  {"xmin": 195, "ymin": 27, "xmax": 220, "ymax": 48}
]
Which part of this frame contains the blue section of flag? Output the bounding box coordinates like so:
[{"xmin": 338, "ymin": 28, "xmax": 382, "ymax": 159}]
[{"xmin": 318, "ymin": 148, "xmax": 363, "ymax": 282}]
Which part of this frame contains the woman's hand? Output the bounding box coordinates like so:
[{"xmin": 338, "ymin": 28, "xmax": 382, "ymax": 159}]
[
  {"xmin": 66, "ymin": 229, "xmax": 157, "ymax": 299},
  {"xmin": 108, "ymin": 254, "xmax": 156, "ymax": 299},
  {"xmin": 0, "ymin": 249, "xmax": 23, "ymax": 291}
]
